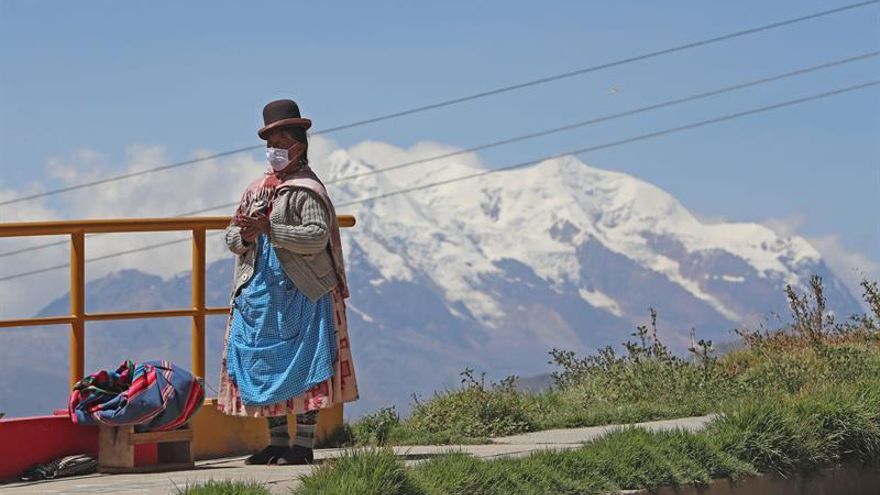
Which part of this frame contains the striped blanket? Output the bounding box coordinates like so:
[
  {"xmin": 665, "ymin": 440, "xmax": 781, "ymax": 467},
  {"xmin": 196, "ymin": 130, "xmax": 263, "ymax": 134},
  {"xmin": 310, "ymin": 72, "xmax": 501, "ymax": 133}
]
[{"xmin": 68, "ymin": 360, "xmax": 204, "ymax": 432}]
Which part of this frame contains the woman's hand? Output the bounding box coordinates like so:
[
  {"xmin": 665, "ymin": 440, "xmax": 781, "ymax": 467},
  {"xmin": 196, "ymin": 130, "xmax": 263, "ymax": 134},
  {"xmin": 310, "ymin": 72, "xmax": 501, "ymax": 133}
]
[{"xmin": 237, "ymin": 212, "xmax": 270, "ymax": 242}]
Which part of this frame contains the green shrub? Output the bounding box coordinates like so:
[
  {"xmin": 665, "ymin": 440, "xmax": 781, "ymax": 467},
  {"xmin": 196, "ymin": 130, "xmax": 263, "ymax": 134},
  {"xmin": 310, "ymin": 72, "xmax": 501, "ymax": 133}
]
[
  {"xmin": 345, "ymin": 276, "xmax": 880, "ymax": 447},
  {"xmin": 407, "ymin": 368, "xmax": 533, "ymax": 438},
  {"xmin": 736, "ymin": 350, "xmax": 819, "ymax": 395},
  {"xmin": 548, "ymin": 310, "xmax": 729, "ymax": 412},
  {"xmin": 351, "ymin": 406, "xmax": 401, "ymax": 446},
  {"xmin": 818, "ymin": 344, "xmax": 880, "ymax": 384},
  {"xmin": 863, "ymin": 279, "xmax": 880, "ymax": 324}
]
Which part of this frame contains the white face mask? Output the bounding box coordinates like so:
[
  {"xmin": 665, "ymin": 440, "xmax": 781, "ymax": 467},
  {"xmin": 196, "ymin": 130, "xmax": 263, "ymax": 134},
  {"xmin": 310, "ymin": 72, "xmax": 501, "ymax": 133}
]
[{"xmin": 266, "ymin": 147, "xmax": 289, "ymax": 171}]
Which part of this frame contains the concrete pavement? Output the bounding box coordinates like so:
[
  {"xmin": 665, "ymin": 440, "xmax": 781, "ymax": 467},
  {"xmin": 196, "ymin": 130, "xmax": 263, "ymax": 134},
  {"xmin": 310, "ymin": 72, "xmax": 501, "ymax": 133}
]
[{"xmin": 0, "ymin": 414, "xmax": 716, "ymax": 495}]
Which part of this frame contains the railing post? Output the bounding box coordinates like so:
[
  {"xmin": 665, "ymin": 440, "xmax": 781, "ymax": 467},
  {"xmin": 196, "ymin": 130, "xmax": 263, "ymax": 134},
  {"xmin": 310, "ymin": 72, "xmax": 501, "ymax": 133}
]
[
  {"xmin": 191, "ymin": 228, "xmax": 206, "ymax": 379},
  {"xmin": 70, "ymin": 230, "xmax": 85, "ymax": 387}
]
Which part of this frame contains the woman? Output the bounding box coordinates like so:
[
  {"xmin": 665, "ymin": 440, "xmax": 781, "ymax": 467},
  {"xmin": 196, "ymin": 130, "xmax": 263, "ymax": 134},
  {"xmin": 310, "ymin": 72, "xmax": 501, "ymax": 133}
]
[{"xmin": 217, "ymin": 99, "xmax": 359, "ymax": 465}]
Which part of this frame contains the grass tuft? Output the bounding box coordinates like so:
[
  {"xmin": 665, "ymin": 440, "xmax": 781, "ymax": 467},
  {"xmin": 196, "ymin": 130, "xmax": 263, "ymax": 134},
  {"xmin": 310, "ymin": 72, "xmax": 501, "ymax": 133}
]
[
  {"xmin": 171, "ymin": 479, "xmax": 272, "ymax": 495},
  {"xmin": 295, "ymin": 448, "xmax": 421, "ymax": 495}
]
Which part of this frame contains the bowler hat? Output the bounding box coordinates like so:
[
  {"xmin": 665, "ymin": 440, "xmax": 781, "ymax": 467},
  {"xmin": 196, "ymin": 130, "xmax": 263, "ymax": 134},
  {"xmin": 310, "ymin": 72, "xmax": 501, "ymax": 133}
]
[{"xmin": 258, "ymin": 99, "xmax": 312, "ymax": 139}]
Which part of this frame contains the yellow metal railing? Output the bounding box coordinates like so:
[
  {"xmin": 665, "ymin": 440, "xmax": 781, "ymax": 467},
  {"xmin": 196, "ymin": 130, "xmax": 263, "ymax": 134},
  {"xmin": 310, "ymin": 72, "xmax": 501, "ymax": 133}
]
[{"xmin": 0, "ymin": 216, "xmax": 356, "ymax": 387}]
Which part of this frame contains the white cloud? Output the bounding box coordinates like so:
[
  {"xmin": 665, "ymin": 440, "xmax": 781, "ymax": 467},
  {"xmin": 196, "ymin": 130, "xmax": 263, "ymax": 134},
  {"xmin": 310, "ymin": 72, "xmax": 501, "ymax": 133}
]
[
  {"xmin": 808, "ymin": 234, "xmax": 880, "ymax": 308},
  {"xmin": 0, "ymin": 187, "xmax": 59, "ymax": 223},
  {"xmin": 348, "ymin": 140, "xmax": 484, "ymax": 170},
  {"xmin": 762, "ymin": 214, "xmax": 807, "ymax": 237},
  {"xmin": 46, "ymin": 148, "xmax": 107, "ymax": 183},
  {"xmin": 762, "ymin": 216, "xmax": 878, "ymax": 308},
  {"xmin": 761, "ymin": 214, "xmax": 878, "ymax": 307},
  {"xmin": 346, "ymin": 139, "xmax": 486, "ymax": 188},
  {"xmin": 690, "ymin": 211, "xmax": 729, "ymax": 225}
]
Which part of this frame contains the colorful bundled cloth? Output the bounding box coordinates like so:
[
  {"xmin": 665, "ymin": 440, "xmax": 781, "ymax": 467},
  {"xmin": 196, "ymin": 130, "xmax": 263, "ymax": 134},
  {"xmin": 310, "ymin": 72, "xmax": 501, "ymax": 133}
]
[{"xmin": 68, "ymin": 360, "xmax": 204, "ymax": 432}]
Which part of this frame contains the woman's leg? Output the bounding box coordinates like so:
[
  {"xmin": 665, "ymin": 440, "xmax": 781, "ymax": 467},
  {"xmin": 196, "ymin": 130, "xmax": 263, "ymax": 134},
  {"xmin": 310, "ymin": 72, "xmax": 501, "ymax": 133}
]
[
  {"xmin": 265, "ymin": 410, "xmax": 318, "ymax": 449},
  {"xmin": 293, "ymin": 410, "xmax": 319, "ymax": 449},
  {"xmin": 275, "ymin": 410, "xmax": 318, "ymax": 465},
  {"xmin": 268, "ymin": 415, "xmax": 291, "ymax": 447},
  {"xmin": 244, "ymin": 414, "xmax": 289, "ymax": 465}
]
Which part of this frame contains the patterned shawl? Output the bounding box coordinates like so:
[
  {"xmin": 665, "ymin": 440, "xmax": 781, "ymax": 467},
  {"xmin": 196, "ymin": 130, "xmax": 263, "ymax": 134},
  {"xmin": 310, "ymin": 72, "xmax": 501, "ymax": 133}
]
[{"xmin": 234, "ymin": 165, "xmax": 350, "ymax": 299}]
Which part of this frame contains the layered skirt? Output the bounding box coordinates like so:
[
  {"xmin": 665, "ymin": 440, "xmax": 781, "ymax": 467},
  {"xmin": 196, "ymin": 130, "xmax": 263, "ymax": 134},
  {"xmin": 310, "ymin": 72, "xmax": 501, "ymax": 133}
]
[{"xmin": 216, "ymin": 236, "xmax": 359, "ymax": 417}]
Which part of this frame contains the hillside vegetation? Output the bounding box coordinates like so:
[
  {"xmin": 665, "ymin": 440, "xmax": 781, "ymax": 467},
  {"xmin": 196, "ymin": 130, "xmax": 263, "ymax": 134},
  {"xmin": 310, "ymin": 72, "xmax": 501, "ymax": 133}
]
[{"xmin": 330, "ymin": 276, "xmax": 880, "ymax": 447}]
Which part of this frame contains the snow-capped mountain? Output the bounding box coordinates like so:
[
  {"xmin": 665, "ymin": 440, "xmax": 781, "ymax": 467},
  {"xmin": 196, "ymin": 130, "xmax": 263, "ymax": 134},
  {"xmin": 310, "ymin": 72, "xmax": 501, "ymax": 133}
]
[
  {"xmin": 0, "ymin": 150, "xmax": 861, "ymax": 418},
  {"xmin": 328, "ymin": 145, "xmax": 857, "ymax": 334}
]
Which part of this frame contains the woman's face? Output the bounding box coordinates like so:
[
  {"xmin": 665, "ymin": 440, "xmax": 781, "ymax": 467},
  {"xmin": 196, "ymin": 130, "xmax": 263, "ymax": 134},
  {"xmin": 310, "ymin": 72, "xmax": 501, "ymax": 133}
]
[{"xmin": 265, "ymin": 128, "xmax": 300, "ymax": 150}]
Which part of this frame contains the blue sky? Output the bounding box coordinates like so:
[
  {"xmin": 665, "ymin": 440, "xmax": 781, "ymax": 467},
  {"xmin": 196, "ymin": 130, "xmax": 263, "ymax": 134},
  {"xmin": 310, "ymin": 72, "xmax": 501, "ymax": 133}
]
[{"xmin": 1, "ymin": 1, "xmax": 879, "ymax": 287}]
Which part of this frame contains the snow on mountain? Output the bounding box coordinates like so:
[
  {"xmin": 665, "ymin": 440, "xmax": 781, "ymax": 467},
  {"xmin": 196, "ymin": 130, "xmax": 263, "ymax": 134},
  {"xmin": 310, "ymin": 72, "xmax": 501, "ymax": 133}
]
[{"xmin": 327, "ymin": 145, "xmax": 840, "ymax": 330}]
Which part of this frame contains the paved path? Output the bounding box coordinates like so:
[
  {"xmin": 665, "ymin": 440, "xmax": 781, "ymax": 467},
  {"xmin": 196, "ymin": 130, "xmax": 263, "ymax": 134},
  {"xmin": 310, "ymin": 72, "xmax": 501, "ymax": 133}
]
[
  {"xmin": 0, "ymin": 415, "xmax": 716, "ymax": 495},
  {"xmin": 491, "ymin": 414, "xmax": 716, "ymax": 446}
]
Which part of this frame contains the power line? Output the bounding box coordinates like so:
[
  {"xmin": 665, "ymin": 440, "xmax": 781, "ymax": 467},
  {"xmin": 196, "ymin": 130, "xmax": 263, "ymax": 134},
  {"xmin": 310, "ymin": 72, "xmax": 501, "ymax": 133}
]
[
  {"xmin": 3, "ymin": 51, "xmax": 875, "ymax": 259},
  {"xmin": 0, "ymin": 240, "xmax": 66, "ymax": 258},
  {"xmin": 0, "ymin": 234, "xmax": 221, "ymax": 282},
  {"xmin": 323, "ymin": 51, "xmax": 879, "ymax": 185},
  {"xmin": 0, "ymin": 0, "xmax": 875, "ymax": 208},
  {"xmin": 339, "ymin": 81, "xmax": 880, "ymax": 207},
  {"xmin": 0, "ymin": 204, "xmax": 242, "ymax": 259},
  {"xmin": 0, "ymin": 194, "xmax": 251, "ymax": 261},
  {"xmin": 1, "ymin": 80, "xmax": 875, "ymax": 283},
  {"xmin": 318, "ymin": 1, "xmax": 880, "ymax": 130},
  {"xmin": 0, "ymin": 146, "xmax": 262, "ymax": 208},
  {"xmin": 0, "ymin": 203, "xmax": 246, "ymax": 259}
]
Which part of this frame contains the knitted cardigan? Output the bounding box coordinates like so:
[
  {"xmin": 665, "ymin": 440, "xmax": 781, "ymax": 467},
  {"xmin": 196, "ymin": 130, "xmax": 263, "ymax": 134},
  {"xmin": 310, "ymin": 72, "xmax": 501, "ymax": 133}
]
[{"xmin": 224, "ymin": 187, "xmax": 339, "ymax": 303}]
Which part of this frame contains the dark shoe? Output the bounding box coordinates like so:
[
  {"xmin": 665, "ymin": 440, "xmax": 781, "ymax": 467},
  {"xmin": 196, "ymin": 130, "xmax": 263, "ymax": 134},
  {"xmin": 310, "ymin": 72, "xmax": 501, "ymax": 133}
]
[
  {"xmin": 275, "ymin": 445, "xmax": 314, "ymax": 465},
  {"xmin": 244, "ymin": 445, "xmax": 287, "ymax": 465}
]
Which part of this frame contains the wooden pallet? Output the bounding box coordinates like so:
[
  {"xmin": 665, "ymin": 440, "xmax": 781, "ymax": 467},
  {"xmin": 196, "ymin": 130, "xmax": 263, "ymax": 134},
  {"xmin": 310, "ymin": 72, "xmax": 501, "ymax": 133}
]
[{"xmin": 98, "ymin": 424, "xmax": 194, "ymax": 473}]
